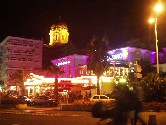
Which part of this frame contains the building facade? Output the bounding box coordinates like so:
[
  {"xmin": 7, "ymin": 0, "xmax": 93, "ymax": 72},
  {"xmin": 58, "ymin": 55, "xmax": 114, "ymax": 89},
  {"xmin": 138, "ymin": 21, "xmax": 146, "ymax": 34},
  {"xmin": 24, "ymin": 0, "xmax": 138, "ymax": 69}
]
[
  {"xmin": 107, "ymin": 47, "xmax": 166, "ymax": 64},
  {"xmin": 0, "ymin": 36, "xmax": 43, "ymax": 84},
  {"xmin": 107, "ymin": 47, "xmax": 166, "ymax": 74},
  {"xmin": 51, "ymin": 54, "xmax": 89, "ymax": 78},
  {"xmin": 51, "ymin": 47, "xmax": 166, "ymax": 79}
]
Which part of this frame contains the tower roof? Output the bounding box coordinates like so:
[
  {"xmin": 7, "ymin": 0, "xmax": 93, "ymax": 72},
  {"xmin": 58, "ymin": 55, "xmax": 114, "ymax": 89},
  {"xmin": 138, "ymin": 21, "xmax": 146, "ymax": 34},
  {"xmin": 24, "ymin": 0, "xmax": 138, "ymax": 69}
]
[{"xmin": 51, "ymin": 22, "xmax": 68, "ymax": 30}]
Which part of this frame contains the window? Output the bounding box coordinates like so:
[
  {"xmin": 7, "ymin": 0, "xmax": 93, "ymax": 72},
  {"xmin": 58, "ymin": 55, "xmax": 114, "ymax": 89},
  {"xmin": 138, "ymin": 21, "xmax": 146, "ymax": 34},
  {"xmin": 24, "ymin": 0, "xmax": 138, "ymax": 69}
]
[
  {"xmin": 28, "ymin": 58, "xmax": 32, "ymax": 61},
  {"xmin": 29, "ymin": 44, "xmax": 33, "ymax": 47},
  {"xmin": 62, "ymin": 35, "xmax": 64, "ymax": 40},
  {"xmin": 93, "ymin": 96, "xmax": 99, "ymax": 99},
  {"xmin": 56, "ymin": 35, "xmax": 58, "ymax": 40},
  {"xmin": 9, "ymin": 57, "xmax": 16, "ymax": 60},
  {"xmin": 100, "ymin": 96, "xmax": 108, "ymax": 99}
]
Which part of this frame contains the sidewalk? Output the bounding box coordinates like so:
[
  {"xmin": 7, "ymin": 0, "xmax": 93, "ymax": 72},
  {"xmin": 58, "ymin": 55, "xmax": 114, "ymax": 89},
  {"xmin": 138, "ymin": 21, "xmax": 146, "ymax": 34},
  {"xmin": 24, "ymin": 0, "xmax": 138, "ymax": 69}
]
[{"xmin": 138, "ymin": 111, "xmax": 166, "ymax": 125}]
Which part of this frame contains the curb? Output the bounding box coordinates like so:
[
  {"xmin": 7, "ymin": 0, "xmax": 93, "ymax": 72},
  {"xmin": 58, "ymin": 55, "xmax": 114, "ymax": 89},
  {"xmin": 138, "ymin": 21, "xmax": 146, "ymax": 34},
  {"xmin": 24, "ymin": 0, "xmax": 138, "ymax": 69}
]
[{"xmin": 143, "ymin": 110, "xmax": 166, "ymax": 112}]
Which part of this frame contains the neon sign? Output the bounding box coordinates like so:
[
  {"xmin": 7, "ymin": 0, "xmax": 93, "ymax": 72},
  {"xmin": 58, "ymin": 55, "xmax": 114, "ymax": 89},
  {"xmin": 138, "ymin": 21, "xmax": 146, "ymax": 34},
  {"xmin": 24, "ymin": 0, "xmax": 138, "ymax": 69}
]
[
  {"xmin": 57, "ymin": 61, "xmax": 70, "ymax": 66},
  {"xmin": 107, "ymin": 53, "xmax": 124, "ymax": 61},
  {"xmin": 112, "ymin": 53, "xmax": 123, "ymax": 60}
]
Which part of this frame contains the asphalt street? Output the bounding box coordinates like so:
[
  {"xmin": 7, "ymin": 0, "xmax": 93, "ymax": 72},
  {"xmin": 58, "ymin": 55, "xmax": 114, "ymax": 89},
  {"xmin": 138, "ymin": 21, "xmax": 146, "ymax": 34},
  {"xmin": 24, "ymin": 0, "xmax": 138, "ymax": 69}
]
[{"xmin": 0, "ymin": 107, "xmax": 165, "ymax": 125}]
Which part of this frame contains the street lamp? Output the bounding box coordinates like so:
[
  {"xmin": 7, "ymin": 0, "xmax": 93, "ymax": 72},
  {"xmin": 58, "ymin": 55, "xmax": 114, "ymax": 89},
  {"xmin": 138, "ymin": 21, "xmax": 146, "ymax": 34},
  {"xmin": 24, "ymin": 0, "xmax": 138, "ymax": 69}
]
[
  {"xmin": 149, "ymin": 17, "xmax": 159, "ymax": 74},
  {"xmin": 148, "ymin": 3, "xmax": 163, "ymax": 74}
]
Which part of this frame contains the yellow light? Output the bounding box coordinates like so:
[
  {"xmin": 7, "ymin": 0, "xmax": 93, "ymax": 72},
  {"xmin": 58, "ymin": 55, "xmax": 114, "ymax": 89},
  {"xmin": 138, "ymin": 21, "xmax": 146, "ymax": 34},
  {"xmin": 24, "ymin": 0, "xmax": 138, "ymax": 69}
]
[
  {"xmin": 44, "ymin": 78, "xmax": 55, "ymax": 83},
  {"xmin": 119, "ymin": 78, "xmax": 126, "ymax": 83},
  {"xmin": 71, "ymin": 79, "xmax": 89, "ymax": 84},
  {"xmin": 148, "ymin": 18, "xmax": 155, "ymax": 24},
  {"xmin": 102, "ymin": 77, "xmax": 110, "ymax": 82},
  {"xmin": 155, "ymin": 3, "xmax": 163, "ymax": 13},
  {"xmin": 91, "ymin": 77, "xmax": 97, "ymax": 84}
]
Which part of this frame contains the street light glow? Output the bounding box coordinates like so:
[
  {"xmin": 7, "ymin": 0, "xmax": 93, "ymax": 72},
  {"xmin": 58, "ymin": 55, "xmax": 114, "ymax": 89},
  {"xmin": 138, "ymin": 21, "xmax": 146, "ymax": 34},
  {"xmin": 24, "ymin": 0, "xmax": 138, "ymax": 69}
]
[
  {"xmin": 154, "ymin": 3, "xmax": 163, "ymax": 13},
  {"xmin": 148, "ymin": 3, "xmax": 164, "ymax": 74},
  {"xmin": 148, "ymin": 18, "xmax": 155, "ymax": 24}
]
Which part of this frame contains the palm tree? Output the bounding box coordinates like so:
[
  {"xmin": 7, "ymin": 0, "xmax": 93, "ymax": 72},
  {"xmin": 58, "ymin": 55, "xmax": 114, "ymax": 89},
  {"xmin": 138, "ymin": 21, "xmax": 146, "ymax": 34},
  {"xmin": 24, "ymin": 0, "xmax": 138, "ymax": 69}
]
[
  {"xmin": 86, "ymin": 35, "xmax": 110, "ymax": 95},
  {"xmin": 9, "ymin": 70, "xmax": 29, "ymax": 95},
  {"xmin": 49, "ymin": 64, "xmax": 64, "ymax": 99}
]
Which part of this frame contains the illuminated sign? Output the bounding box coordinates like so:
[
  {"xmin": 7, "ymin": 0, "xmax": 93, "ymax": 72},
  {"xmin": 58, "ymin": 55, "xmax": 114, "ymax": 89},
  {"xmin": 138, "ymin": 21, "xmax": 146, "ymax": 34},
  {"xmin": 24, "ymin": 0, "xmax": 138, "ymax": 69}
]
[
  {"xmin": 57, "ymin": 61, "xmax": 70, "ymax": 66},
  {"xmin": 71, "ymin": 79, "xmax": 89, "ymax": 84},
  {"xmin": 112, "ymin": 53, "xmax": 123, "ymax": 60},
  {"xmin": 107, "ymin": 48, "xmax": 128, "ymax": 61},
  {"xmin": 107, "ymin": 53, "xmax": 124, "ymax": 61}
]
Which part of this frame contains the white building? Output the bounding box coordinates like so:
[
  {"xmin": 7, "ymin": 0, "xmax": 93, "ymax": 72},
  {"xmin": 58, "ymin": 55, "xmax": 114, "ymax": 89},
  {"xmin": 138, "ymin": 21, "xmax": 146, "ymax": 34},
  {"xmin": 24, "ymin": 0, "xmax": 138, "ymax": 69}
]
[{"xmin": 0, "ymin": 36, "xmax": 43, "ymax": 84}]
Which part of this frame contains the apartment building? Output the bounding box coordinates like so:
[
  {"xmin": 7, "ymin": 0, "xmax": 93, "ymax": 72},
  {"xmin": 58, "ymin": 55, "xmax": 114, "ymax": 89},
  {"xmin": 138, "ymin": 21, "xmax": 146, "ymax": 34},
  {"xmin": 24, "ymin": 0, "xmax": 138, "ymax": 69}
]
[{"xmin": 0, "ymin": 36, "xmax": 43, "ymax": 84}]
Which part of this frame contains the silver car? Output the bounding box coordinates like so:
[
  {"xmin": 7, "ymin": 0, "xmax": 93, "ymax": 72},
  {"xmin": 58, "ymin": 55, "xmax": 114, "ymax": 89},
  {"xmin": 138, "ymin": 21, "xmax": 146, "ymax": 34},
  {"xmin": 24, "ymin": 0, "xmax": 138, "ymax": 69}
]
[{"xmin": 31, "ymin": 96, "xmax": 59, "ymax": 106}]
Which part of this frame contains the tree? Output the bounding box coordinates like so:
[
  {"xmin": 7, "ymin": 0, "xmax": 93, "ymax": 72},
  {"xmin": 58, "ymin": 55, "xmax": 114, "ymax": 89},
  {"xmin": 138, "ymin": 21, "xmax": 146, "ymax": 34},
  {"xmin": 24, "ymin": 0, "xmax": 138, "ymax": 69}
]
[
  {"xmin": 140, "ymin": 72, "xmax": 166, "ymax": 102},
  {"xmin": 0, "ymin": 80, "xmax": 4, "ymax": 92},
  {"xmin": 137, "ymin": 58, "xmax": 155, "ymax": 77},
  {"xmin": 86, "ymin": 35, "xmax": 110, "ymax": 95},
  {"xmin": 0, "ymin": 80, "xmax": 4, "ymax": 86},
  {"xmin": 9, "ymin": 70, "xmax": 29, "ymax": 95},
  {"xmin": 48, "ymin": 64, "xmax": 64, "ymax": 99}
]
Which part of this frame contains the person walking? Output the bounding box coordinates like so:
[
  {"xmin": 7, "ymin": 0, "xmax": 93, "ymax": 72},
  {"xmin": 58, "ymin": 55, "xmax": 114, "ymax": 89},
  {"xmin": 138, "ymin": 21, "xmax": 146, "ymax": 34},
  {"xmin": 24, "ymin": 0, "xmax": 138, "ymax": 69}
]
[
  {"xmin": 132, "ymin": 84, "xmax": 147, "ymax": 125},
  {"xmin": 113, "ymin": 85, "xmax": 137, "ymax": 125}
]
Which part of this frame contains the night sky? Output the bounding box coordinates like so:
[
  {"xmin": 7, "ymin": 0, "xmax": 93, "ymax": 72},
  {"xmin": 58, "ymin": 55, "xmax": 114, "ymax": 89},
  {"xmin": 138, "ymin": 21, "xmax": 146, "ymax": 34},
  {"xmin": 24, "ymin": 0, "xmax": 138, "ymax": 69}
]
[{"xmin": 0, "ymin": 0, "xmax": 166, "ymax": 49}]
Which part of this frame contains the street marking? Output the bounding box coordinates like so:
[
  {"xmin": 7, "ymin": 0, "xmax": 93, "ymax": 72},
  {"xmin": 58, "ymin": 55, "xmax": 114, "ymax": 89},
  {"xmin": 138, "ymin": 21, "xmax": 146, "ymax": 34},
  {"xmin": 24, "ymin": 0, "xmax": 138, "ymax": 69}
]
[
  {"xmin": 68, "ymin": 115, "xmax": 80, "ymax": 117},
  {"xmin": 1, "ymin": 111, "xmax": 63, "ymax": 117}
]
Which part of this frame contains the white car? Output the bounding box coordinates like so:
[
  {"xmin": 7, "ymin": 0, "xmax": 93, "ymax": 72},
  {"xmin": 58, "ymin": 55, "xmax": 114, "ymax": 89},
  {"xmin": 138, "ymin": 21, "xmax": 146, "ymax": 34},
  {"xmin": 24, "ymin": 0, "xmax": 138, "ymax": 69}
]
[{"xmin": 90, "ymin": 95, "xmax": 115, "ymax": 102}]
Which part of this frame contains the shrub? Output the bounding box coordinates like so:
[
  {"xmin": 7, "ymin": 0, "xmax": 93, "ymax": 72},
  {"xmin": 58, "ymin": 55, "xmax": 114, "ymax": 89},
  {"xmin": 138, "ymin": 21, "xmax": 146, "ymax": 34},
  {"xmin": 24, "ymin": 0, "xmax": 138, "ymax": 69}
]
[
  {"xmin": 61, "ymin": 100, "xmax": 115, "ymax": 111},
  {"xmin": 61, "ymin": 100, "xmax": 165, "ymax": 111},
  {"xmin": 143, "ymin": 102, "xmax": 166, "ymax": 110}
]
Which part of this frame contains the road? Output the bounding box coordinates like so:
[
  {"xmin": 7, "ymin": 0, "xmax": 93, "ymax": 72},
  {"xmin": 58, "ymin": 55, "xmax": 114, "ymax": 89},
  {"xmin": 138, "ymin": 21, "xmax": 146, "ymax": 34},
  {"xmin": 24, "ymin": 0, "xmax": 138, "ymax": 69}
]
[
  {"xmin": 0, "ymin": 107, "xmax": 165, "ymax": 125},
  {"xmin": 0, "ymin": 107, "xmax": 100, "ymax": 125}
]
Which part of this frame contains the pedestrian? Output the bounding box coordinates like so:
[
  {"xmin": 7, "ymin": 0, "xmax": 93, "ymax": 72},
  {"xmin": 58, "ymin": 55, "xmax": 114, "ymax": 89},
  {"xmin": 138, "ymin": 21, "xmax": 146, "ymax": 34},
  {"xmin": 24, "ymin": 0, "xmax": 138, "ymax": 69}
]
[
  {"xmin": 113, "ymin": 84, "xmax": 137, "ymax": 125},
  {"xmin": 132, "ymin": 84, "xmax": 147, "ymax": 125}
]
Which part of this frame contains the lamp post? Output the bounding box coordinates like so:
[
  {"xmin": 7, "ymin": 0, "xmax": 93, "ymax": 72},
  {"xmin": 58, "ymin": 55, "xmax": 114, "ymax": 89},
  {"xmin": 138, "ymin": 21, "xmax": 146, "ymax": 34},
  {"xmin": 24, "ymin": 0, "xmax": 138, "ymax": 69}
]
[
  {"xmin": 154, "ymin": 17, "xmax": 159, "ymax": 74},
  {"xmin": 149, "ymin": 3, "xmax": 163, "ymax": 74}
]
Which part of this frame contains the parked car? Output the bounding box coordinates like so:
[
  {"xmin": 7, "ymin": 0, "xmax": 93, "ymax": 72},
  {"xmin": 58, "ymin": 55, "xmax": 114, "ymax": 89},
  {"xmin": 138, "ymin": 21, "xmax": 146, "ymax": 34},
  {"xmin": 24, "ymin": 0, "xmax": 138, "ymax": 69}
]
[
  {"xmin": 18, "ymin": 96, "xmax": 32, "ymax": 105},
  {"xmin": 30, "ymin": 96, "xmax": 59, "ymax": 106},
  {"xmin": 90, "ymin": 95, "xmax": 115, "ymax": 102},
  {"xmin": 106, "ymin": 91, "xmax": 117, "ymax": 99}
]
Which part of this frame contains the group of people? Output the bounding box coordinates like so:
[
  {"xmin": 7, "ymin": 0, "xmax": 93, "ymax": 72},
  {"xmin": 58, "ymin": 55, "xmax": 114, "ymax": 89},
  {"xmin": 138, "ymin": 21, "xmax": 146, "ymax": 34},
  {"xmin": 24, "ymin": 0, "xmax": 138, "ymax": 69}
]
[
  {"xmin": 112, "ymin": 84, "xmax": 146, "ymax": 125},
  {"xmin": 92, "ymin": 83, "xmax": 146, "ymax": 125}
]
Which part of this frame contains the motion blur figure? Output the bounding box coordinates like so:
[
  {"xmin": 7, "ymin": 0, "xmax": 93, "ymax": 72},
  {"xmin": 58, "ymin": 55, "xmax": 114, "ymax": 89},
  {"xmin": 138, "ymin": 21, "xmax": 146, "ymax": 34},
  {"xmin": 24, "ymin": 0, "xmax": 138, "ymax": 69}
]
[
  {"xmin": 132, "ymin": 84, "xmax": 147, "ymax": 125},
  {"xmin": 92, "ymin": 84, "xmax": 138, "ymax": 125},
  {"xmin": 92, "ymin": 84, "xmax": 146, "ymax": 125},
  {"xmin": 113, "ymin": 85, "xmax": 137, "ymax": 125}
]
